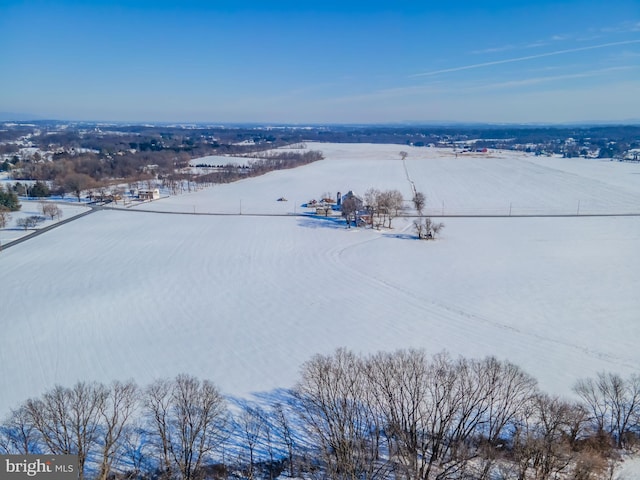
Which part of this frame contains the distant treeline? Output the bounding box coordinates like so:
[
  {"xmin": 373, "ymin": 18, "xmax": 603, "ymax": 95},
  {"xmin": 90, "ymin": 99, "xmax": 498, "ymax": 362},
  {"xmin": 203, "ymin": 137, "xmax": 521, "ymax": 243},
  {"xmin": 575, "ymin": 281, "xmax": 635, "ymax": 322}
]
[
  {"xmin": 5, "ymin": 124, "xmax": 324, "ymax": 193},
  {"xmin": 3, "ymin": 121, "xmax": 640, "ymax": 198},
  {"xmin": 4, "ymin": 122, "xmax": 640, "ymax": 155},
  {"xmin": 1, "ymin": 348, "xmax": 637, "ymax": 480},
  {"xmin": 9, "ymin": 149, "xmax": 323, "ymax": 200},
  {"xmin": 194, "ymin": 150, "xmax": 323, "ymax": 182},
  {"xmin": 161, "ymin": 150, "xmax": 324, "ymax": 195}
]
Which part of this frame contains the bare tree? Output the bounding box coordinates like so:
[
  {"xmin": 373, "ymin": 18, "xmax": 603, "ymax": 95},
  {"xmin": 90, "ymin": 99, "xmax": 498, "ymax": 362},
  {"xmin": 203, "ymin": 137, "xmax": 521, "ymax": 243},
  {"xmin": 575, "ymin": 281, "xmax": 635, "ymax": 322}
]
[
  {"xmin": 40, "ymin": 202, "xmax": 63, "ymax": 220},
  {"xmin": 363, "ymin": 188, "xmax": 403, "ymax": 229},
  {"xmin": 412, "ymin": 192, "xmax": 426, "ymax": 215},
  {"xmin": 367, "ymin": 352, "xmax": 538, "ymax": 480},
  {"xmin": 0, "ymin": 207, "xmax": 10, "ymax": 229},
  {"xmin": 476, "ymin": 357, "xmax": 538, "ymax": 480},
  {"xmin": 509, "ymin": 393, "xmax": 611, "ymax": 480},
  {"xmin": 574, "ymin": 372, "xmax": 640, "ymax": 449},
  {"xmin": 97, "ymin": 381, "xmax": 139, "ymax": 480},
  {"xmin": 364, "ymin": 188, "xmax": 382, "ymax": 229},
  {"xmin": 144, "ymin": 375, "xmax": 228, "ymax": 480},
  {"xmin": 144, "ymin": 379, "xmax": 174, "ymax": 479},
  {"xmin": 63, "ymin": 173, "xmax": 94, "ymax": 202},
  {"xmin": 235, "ymin": 403, "xmax": 266, "ymax": 480},
  {"xmin": 24, "ymin": 382, "xmax": 108, "ymax": 480},
  {"xmin": 258, "ymin": 407, "xmax": 278, "ymax": 480},
  {"xmin": 530, "ymin": 394, "xmax": 575, "ymax": 480},
  {"xmin": 366, "ymin": 349, "xmax": 430, "ymax": 479},
  {"xmin": 414, "ymin": 217, "xmax": 444, "ymax": 240},
  {"xmin": 415, "ymin": 354, "xmax": 489, "ymax": 479},
  {"xmin": 0, "ymin": 406, "xmax": 41, "ymax": 454},
  {"xmin": 384, "ymin": 190, "xmax": 404, "ymax": 228},
  {"xmin": 295, "ymin": 348, "xmax": 385, "ymax": 480},
  {"xmin": 119, "ymin": 421, "xmax": 154, "ymax": 480},
  {"xmin": 16, "ymin": 216, "xmax": 44, "ymax": 230},
  {"xmin": 273, "ymin": 402, "xmax": 297, "ymax": 478},
  {"xmin": 341, "ymin": 196, "xmax": 358, "ymax": 228},
  {"xmin": 481, "ymin": 358, "xmax": 538, "ymax": 442}
]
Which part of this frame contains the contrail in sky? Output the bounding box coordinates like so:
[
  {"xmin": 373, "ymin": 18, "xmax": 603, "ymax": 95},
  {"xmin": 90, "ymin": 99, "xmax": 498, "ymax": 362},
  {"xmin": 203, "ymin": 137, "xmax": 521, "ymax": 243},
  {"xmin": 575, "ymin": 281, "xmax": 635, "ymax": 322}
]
[{"xmin": 410, "ymin": 39, "xmax": 640, "ymax": 77}]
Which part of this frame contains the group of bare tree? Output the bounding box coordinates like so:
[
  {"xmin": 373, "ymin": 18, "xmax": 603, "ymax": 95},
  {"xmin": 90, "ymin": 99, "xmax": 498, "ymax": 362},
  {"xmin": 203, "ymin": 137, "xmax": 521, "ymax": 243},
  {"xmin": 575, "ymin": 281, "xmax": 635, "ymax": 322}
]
[
  {"xmin": 5, "ymin": 203, "xmax": 62, "ymax": 231},
  {"xmin": 411, "ymin": 191, "xmax": 444, "ymax": 240},
  {"xmin": 10, "ymin": 129, "xmax": 324, "ymax": 203},
  {"xmin": 339, "ymin": 188, "xmax": 446, "ymax": 240},
  {"xmin": 39, "ymin": 201, "xmax": 63, "ymax": 220},
  {"xmin": 1, "ymin": 355, "xmax": 638, "ymax": 480},
  {"xmin": 297, "ymin": 349, "xmax": 534, "ymax": 479},
  {"xmin": 341, "ymin": 188, "xmax": 405, "ymax": 229},
  {"xmin": 364, "ymin": 188, "xmax": 405, "ymax": 229},
  {"xmin": 161, "ymin": 150, "xmax": 324, "ymax": 196},
  {"xmin": 202, "ymin": 151, "xmax": 324, "ymax": 184},
  {"xmin": 0, "ymin": 376, "xmax": 228, "ymax": 480},
  {"xmin": 0, "ymin": 381, "xmax": 137, "ymax": 480},
  {"xmin": 7, "ymin": 149, "xmax": 324, "ymax": 205},
  {"xmin": 16, "ymin": 215, "xmax": 45, "ymax": 230},
  {"xmin": 249, "ymin": 150, "xmax": 324, "ymax": 174},
  {"xmin": 413, "ymin": 217, "xmax": 445, "ymax": 240},
  {"xmin": 574, "ymin": 372, "xmax": 640, "ymax": 449},
  {"xmin": 296, "ymin": 349, "xmax": 639, "ymax": 480}
]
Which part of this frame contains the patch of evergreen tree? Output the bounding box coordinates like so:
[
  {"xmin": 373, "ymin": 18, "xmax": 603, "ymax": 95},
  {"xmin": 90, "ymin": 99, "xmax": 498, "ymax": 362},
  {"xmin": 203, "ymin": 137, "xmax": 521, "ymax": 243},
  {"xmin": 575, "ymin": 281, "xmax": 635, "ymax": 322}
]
[
  {"xmin": 0, "ymin": 186, "xmax": 21, "ymax": 211},
  {"xmin": 28, "ymin": 181, "xmax": 51, "ymax": 197}
]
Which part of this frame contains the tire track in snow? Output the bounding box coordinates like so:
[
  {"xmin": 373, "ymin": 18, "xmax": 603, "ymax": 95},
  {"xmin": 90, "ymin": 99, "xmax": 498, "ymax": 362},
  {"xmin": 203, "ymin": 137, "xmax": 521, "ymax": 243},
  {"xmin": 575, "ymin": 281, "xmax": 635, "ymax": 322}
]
[
  {"xmin": 513, "ymin": 157, "xmax": 640, "ymax": 211},
  {"xmin": 405, "ymin": 154, "xmax": 640, "ymax": 215},
  {"xmin": 402, "ymin": 157, "xmax": 417, "ymax": 198},
  {"xmin": 329, "ymin": 228, "xmax": 638, "ymax": 372},
  {"xmin": 316, "ymin": 227, "xmax": 490, "ymax": 345}
]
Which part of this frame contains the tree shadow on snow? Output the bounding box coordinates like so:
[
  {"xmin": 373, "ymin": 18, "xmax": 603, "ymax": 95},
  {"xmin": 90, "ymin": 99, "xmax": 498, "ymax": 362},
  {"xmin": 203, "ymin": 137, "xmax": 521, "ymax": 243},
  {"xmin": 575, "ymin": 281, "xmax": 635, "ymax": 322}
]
[
  {"xmin": 381, "ymin": 232, "xmax": 419, "ymax": 241},
  {"xmin": 297, "ymin": 214, "xmax": 351, "ymax": 230},
  {"xmin": 298, "ymin": 215, "xmax": 423, "ymax": 241},
  {"xmin": 224, "ymin": 388, "xmax": 315, "ymax": 457}
]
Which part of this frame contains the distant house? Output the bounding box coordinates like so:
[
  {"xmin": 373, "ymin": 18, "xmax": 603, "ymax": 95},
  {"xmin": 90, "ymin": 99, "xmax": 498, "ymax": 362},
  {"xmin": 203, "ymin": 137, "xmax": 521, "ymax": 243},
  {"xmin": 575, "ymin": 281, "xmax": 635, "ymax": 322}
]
[
  {"xmin": 138, "ymin": 188, "xmax": 160, "ymax": 200},
  {"xmin": 625, "ymin": 149, "xmax": 640, "ymax": 161},
  {"xmin": 341, "ymin": 190, "xmax": 363, "ymax": 210},
  {"xmin": 341, "ymin": 191, "xmax": 368, "ymax": 227}
]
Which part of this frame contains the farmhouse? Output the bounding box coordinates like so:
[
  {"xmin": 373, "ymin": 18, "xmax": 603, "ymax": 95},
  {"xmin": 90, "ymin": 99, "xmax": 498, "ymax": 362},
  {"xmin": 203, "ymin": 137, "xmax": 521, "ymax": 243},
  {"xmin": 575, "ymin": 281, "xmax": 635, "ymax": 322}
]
[
  {"xmin": 340, "ymin": 190, "xmax": 370, "ymax": 227},
  {"xmin": 138, "ymin": 188, "xmax": 160, "ymax": 200},
  {"xmin": 341, "ymin": 190, "xmax": 363, "ymax": 210}
]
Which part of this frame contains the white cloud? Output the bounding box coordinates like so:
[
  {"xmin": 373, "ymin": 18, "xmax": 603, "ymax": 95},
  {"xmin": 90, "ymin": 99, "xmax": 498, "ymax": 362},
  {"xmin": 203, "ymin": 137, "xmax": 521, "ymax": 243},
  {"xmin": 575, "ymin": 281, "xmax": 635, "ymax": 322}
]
[
  {"xmin": 412, "ymin": 40, "xmax": 640, "ymax": 78},
  {"xmin": 464, "ymin": 66, "xmax": 638, "ymax": 92},
  {"xmin": 471, "ymin": 44, "xmax": 516, "ymax": 55}
]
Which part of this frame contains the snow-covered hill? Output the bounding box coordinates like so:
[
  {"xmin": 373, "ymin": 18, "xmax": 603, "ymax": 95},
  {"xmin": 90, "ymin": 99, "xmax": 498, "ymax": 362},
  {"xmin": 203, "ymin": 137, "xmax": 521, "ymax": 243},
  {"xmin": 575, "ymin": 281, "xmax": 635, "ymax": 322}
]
[{"xmin": 1, "ymin": 144, "xmax": 639, "ymax": 416}]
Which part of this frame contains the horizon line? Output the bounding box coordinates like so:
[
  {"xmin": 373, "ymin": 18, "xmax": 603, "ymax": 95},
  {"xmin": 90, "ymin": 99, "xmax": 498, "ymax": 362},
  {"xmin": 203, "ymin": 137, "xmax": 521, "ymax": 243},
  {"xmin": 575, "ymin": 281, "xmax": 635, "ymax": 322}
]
[{"xmin": 3, "ymin": 118, "xmax": 640, "ymax": 128}]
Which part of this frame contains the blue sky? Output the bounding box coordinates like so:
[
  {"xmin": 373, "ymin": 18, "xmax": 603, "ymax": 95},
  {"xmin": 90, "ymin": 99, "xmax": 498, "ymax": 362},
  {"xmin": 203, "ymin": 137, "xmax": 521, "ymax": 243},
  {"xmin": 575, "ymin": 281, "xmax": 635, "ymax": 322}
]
[{"xmin": 1, "ymin": 0, "xmax": 639, "ymax": 124}]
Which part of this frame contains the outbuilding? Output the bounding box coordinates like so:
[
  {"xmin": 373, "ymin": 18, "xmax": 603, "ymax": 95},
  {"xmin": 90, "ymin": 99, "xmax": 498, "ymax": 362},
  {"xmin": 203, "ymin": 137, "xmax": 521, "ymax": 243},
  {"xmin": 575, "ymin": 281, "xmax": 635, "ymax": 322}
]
[{"xmin": 138, "ymin": 188, "xmax": 160, "ymax": 200}]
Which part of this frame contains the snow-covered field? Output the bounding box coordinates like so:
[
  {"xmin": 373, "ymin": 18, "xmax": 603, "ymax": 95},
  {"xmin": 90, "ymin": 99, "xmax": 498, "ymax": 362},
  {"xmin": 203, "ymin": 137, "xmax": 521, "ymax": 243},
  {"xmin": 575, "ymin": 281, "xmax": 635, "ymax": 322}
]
[
  {"xmin": 0, "ymin": 172, "xmax": 92, "ymax": 243},
  {"xmin": 0, "ymin": 200, "xmax": 90, "ymax": 244},
  {"xmin": 1, "ymin": 143, "xmax": 639, "ymax": 417}
]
